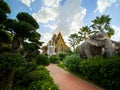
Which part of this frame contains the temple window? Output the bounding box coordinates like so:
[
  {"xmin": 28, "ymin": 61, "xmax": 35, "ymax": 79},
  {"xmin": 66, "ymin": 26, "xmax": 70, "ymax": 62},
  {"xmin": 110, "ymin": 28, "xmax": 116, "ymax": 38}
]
[{"xmin": 60, "ymin": 44, "xmax": 63, "ymax": 52}]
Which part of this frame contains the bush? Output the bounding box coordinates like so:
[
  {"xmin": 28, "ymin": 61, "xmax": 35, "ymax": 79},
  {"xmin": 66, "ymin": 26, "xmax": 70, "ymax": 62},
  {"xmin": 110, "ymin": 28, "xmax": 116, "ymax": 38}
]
[
  {"xmin": 65, "ymin": 48, "xmax": 73, "ymax": 55},
  {"xmin": 36, "ymin": 54, "xmax": 50, "ymax": 66},
  {"xmin": 58, "ymin": 53, "xmax": 67, "ymax": 61},
  {"xmin": 0, "ymin": 53, "xmax": 58, "ymax": 90},
  {"xmin": 28, "ymin": 66, "xmax": 58, "ymax": 90},
  {"xmin": 14, "ymin": 65, "xmax": 59, "ymax": 90},
  {"xmin": 63, "ymin": 54, "xmax": 80, "ymax": 72},
  {"xmin": 49, "ymin": 55, "xmax": 60, "ymax": 64},
  {"xmin": 78, "ymin": 56, "xmax": 120, "ymax": 90}
]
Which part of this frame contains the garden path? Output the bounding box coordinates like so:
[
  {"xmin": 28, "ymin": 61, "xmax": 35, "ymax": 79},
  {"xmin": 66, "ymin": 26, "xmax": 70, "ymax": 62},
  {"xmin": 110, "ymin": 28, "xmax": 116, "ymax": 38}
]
[{"xmin": 46, "ymin": 64, "xmax": 104, "ymax": 90}]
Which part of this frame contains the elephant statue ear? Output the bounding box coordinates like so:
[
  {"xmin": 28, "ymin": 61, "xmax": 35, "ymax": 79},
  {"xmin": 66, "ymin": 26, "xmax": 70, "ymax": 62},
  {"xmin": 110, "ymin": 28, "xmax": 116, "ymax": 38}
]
[
  {"xmin": 95, "ymin": 32, "xmax": 108, "ymax": 40},
  {"xmin": 89, "ymin": 32, "xmax": 108, "ymax": 40},
  {"xmin": 87, "ymin": 32, "xmax": 107, "ymax": 47},
  {"xmin": 88, "ymin": 34, "xmax": 98, "ymax": 46},
  {"xmin": 87, "ymin": 39, "xmax": 99, "ymax": 47}
]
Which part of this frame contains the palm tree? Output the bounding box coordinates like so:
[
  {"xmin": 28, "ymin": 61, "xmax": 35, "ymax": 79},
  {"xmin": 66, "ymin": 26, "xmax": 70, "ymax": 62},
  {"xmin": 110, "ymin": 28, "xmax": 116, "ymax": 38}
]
[
  {"xmin": 68, "ymin": 33, "xmax": 80, "ymax": 52},
  {"xmin": 91, "ymin": 15, "xmax": 114, "ymax": 37},
  {"xmin": 78, "ymin": 26, "xmax": 95, "ymax": 41}
]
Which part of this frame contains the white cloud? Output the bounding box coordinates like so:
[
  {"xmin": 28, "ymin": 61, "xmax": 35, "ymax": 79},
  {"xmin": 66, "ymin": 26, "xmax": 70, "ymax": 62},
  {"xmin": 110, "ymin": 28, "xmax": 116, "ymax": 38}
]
[
  {"xmin": 32, "ymin": 7, "xmax": 59, "ymax": 23},
  {"xmin": 111, "ymin": 25, "xmax": 120, "ymax": 41},
  {"xmin": 41, "ymin": 32, "xmax": 52, "ymax": 45},
  {"xmin": 19, "ymin": 0, "xmax": 35, "ymax": 9},
  {"xmin": 33, "ymin": 0, "xmax": 86, "ymax": 45},
  {"xmin": 44, "ymin": 24, "xmax": 57, "ymax": 31},
  {"xmin": 52, "ymin": 0, "xmax": 86, "ymax": 36},
  {"xmin": 42, "ymin": 0, "xmax": 61, "ymax": 8},
  {"xmin": 32, "ymin": 0, "xmax": 60, "ymax": 23},
  {"xmin": 95, "ymin": 0, "xmax": 116, "ymax": 13}
]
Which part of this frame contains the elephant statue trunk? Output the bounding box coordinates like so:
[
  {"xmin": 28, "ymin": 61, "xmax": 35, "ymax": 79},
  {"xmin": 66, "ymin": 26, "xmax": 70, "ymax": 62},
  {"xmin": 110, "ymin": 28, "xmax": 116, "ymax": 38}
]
[
  {"xmin": 103, "ymin": 38, "xmax": 115, "ymax": 57},
  {"xmin": 111, "ymin": 40, "xmax": 120, "ymax": 56}
]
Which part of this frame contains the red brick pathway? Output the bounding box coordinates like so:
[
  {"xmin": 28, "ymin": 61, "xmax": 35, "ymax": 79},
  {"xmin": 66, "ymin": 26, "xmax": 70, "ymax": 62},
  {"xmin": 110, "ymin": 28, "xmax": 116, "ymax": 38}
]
[{"xmin": 47, "ymin": 64, "xmax": 104, "ymax": 90}]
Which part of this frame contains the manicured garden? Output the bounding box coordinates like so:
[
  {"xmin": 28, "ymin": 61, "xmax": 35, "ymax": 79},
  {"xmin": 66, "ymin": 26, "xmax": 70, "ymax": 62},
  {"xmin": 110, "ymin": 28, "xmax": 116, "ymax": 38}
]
[
  {"xmin": 58, "ymin": 54, "xmax": 120, "ymax": 90},
  {"xmin": 0, "ymin": 53, "xmax": 59, "ymax": 90},
  {"xmin": 0, "ymin": 1, "xmax": 59, "ymax": 89}
]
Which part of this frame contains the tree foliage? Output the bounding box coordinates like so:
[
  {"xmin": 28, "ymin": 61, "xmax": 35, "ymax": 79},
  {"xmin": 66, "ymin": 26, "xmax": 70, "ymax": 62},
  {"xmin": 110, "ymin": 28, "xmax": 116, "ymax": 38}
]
[
  {"xmin": 0, "ymin": 1, "xmax": 56, "ymax": 90},
  {"xmin": 5, "ymin": 12, "xmax": 41, "ymax": 52},
  {"xmin": 79, "ymin": 26, "xmax": 95, "ymax": 40},
  {"xmin": 68, "ymin": 33, "xmax": 80, "ymax": 52},
  {"xmin": 69, "ymin": 15, "xmax": 115, "ymax": 52},
  {"xmin": 0, "ymin": 53, "xmax": 25, "ymax": 90},
  {"xmin": 17, "ymin": 12, "xmax": 39, "ymax": 29},
  {"xmin": 0, "ymin": 0, "xmax": 11, "ymax": 25},
  {"xmin": 0, "ymin": 0, "xmax": 11, "ymax": 13},
  {"xmin": 91, "ymin": 15, "xmax": 114, "ymax": 37}
]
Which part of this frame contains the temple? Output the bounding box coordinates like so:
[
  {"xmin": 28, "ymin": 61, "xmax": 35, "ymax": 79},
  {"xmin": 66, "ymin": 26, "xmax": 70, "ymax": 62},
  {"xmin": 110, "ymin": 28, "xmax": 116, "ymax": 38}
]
[{"xmin": 42, "ymin": 32, "xmax": 69, "ymax": 56}]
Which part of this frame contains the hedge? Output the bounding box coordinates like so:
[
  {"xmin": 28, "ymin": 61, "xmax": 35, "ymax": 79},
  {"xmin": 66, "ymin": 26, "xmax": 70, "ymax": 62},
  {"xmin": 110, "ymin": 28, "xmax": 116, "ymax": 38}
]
[{"xmin": 78, "ymin": 56, "xmax": 120, "ymax": 90}]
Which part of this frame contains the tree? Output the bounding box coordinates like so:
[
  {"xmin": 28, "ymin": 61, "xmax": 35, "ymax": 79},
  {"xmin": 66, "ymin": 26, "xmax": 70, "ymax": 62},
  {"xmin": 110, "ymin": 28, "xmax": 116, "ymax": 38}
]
[
  {"xmin": 0, "ymin": 53, "xmax": 25, "ymax": 90},
  {"xmin": 78, "ymin": 26, "xmax": 95, "ymax": 41},
  {"xmin": 22, "ymin": 42, "xmax": 41, "ymax": 58},
  {"xmin": 0, "ymin": 1, "xmax": 58, "ymax": 90},
  {"xmin": 91, "ymin": 15, "xmax": 114, "ymax": 37},
  {"xmin": 5, "ymin": 12, "xmax": 41, "ymax": 53},
  {"xmin": 0, "ymin": 0, "xmax": 12, "ymax": 53},
  {"xmin": 68, "ymin": 33, "xmax": 80, "ymax": 52},
  {"xmin": 0, "ymin": 0, "xmax": 11, "ymax": 27},
  {"xmin": 0, "ymin": 30, "xmax": 12, "ymax": 53}
]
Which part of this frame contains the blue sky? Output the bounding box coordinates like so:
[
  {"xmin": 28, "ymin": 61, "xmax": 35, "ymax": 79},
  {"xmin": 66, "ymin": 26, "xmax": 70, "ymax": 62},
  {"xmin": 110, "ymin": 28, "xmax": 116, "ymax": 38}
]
[{"xmin": 5, "ymin": 0, "xmax": 120, "ymax": 45}]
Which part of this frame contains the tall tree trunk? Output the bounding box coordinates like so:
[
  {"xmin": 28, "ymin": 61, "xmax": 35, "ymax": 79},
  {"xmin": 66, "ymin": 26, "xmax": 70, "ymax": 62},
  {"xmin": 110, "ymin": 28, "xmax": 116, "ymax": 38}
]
[
  {"xmin": 1, "ymin": 67, "xmax": 16, "ymax": 90},
  {"xmin": 0, "ymin": 42, "xmax": 2, "ymax": 53},
  {"xmin": 12, "ymin": 34, "xmax": 23, "ymax": 53},
  {"xmin": 23, "ymin": 52, "xmax": 28, "ymax": 58}
]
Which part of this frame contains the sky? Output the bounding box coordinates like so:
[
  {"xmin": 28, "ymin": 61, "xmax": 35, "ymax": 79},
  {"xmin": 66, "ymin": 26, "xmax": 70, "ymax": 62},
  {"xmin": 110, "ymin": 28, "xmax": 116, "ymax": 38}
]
[{"xmin": 5, "ymin": 0, "xmax": 120, "ymax": 46}]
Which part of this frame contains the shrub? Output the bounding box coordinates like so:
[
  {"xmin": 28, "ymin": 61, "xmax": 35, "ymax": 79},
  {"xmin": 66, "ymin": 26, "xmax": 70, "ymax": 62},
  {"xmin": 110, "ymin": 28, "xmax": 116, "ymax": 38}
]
[
  {"xmin": 65, "ymin": 48, "xmax": 73, "ymax": 55},
  {"xmin": 58, "ymin": 53, "xmax": 67, "ymax": 61},
  {"xmin": 28, "ymin": 66, "xmax": 58, "ymax": 90},
  {"xmin": 78, "ymin": 56, "xmax": 120, "ymax": 90},
  {"xmin": 49, "ymin": 55, "xmax": 60, "ymax": 64},
  {"xmin": 14, "ymin": 65, "xmax": 59, "ymax": 90},
  {"xmin": 36, "ymin": 54, "xmax": 50, "ymax": 66},
  {"xmin": 63, "ymin": 54, "xmax": 80, "ymax": 72}
]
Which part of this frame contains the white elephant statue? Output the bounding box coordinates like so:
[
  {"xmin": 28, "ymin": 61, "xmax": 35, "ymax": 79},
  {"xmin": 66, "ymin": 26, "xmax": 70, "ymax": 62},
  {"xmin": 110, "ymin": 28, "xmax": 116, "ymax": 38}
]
[{"xmin": 78, "ymin": 32, "xmax": 115, "ymax": 58}]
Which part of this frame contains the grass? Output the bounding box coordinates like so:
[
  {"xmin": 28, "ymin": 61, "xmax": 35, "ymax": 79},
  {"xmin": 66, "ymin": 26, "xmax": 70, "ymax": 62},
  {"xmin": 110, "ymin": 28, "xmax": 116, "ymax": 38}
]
[{"xmin": 57, "ymin": 63, "xmax": 68, "ymax": 71}]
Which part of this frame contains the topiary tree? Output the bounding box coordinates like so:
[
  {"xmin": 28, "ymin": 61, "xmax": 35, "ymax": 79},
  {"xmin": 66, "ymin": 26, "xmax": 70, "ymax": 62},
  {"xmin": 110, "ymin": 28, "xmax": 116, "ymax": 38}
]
[
  {"xmin": 0, "ymin": 0, "xmax": 12, "ymax": 53},
  {"xmin": 0, "ymin": 0, "xmax": 11, "ymax": 28},
  {"xmin": 0, "ymin": 53, "xmax": 25, "ymax": 90},
  {"xmin": 5, "ymin": 12, "xmax": 42, "ymax": 53},
  {"xmin": 22, "ymin": 42, "xmax": 41, "ymax": 58}
]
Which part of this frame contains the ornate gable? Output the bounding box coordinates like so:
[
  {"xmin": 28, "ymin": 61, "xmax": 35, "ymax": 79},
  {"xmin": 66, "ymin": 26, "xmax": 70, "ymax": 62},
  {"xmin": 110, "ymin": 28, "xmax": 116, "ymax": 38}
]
[
  {"xmin": 42, "ymin": 32, "xmax": 69, "ymax": 55},
  {"xmin": 55, "ymin": 32, "xmax": 68, "ymax": 53}
]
